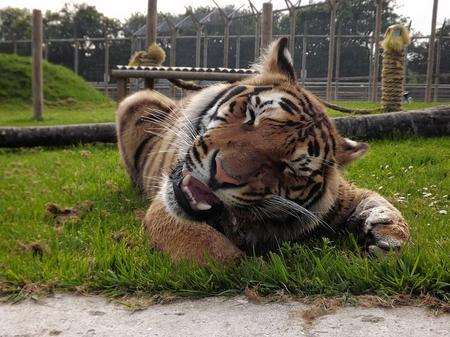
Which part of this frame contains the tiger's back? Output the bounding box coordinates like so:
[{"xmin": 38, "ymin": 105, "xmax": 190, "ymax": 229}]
[{"xmin": 116, "ymin": 90, "xmax": 180, "ymax": 197}]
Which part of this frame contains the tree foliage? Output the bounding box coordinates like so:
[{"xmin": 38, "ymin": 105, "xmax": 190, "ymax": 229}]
[{"xmin": 0, "ymin": 1, "xmax": 443, "ymax": 83}]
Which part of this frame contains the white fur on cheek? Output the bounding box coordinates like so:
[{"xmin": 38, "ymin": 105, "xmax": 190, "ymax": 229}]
[
  {"xmin": 283, "ymin": 48, "xmax": 293, "ymax": 66},
  {"xmin": 176, "ymin": 83, "xmax": 231, "ymax": 160}
]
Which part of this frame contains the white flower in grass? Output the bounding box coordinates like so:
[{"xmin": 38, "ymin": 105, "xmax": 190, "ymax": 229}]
[{"xmin": 438, "ymin": 210, "xmax": 447, "ymax": 215}]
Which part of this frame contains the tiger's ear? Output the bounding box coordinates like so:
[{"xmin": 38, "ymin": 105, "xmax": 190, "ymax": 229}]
[
  {"xmin": 259, "ymin": 37, "xmax": 296, "ymax": 82},
  {"xmin": 336, "ymin": 138, "xmax": 369, "ymax": 166}
]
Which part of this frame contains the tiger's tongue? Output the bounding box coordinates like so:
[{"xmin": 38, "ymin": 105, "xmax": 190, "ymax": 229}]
[{"xmin": 181, "ymin": 174, "xmax": 221, "ymax": 211}]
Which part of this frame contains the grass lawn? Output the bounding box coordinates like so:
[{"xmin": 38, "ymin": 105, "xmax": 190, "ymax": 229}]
[
  {"xmin": 0, "ymin": 102, "xmax": 116, "ymax": 127},
  {"xmin": 0, "ymin": 137, "xmax": 448, "ymax": 302},
  {"xmin": 0, "ymin": 100, "xmax": 447, "ymax": 127}
]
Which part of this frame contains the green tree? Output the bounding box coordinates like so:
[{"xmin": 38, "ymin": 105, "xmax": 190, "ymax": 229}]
[{"xmin": 0, "ymin": 7, "xmax": 31, "ymax": 41}]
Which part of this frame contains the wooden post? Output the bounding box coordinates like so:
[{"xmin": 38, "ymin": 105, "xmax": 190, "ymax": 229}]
[
  {"xmin": 146, "ymin": 0, "xmax": 157, "ymax": 90},
  {"xmin": 326, "ymin": 0, "xmax": 338, "ymax": 101},
  {"xmin": 147, "ymin": 0, "xmax": 157, "ymax": 46},
  {"xmin": 261, "ymin": 2, "xmax": 273, "ymax": 50},
  {"xmin": 301, "ymin": 19, "xmax": 307, "ymax": 84},
  {"xmin": 116, "ymin": 78, "xmax": 128, "ymax": 102},
  {"xmin": 334, "ymin": 26, "xmax": 341, "ymax": 100},
  {"xmin": 370, "ymin": 0, "xmax": 382, "ymax": 102},
  {"xmin": 236, "ymin": 36, "xmax": 241, "ymax": 68},
  {"xmin": 32, "ymin": 9, "xmax": 43, "ymax": 121},
  {"xmin": 425, "ymin": 0, "xmax": 439, "ymax": 102},
  {"xmin": 104, "ymin": 35, "xmax": 110, "ymax": 97}
]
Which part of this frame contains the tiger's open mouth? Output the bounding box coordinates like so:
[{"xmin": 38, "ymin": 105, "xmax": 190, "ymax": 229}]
[{"xmin": 172, "ymin": 170, "xmax": 223, "ymax": 220}]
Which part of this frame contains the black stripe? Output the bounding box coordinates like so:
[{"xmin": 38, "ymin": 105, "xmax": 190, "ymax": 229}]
[
  {"xmin": 192, "ymin": 146, "xmax": 202, "ymax": 165},
  {"xmin": 212, "ymin": 116, "xmax": 227, "ymax": 122},
  {"xmin": 210, "ymin": 86, "xmax": 248, "ymax": 120},
  {"xmin": 185, "ymin": 152, "xmax": 195, "ymax": 168},
  {"xmin": 133, "ymin": 136, "xmax": 152, "ymax": 170},
  {"xmin": 280, "ymin": 97, "xmax": 299, "ymax": 114},
  {"xmin": 251, "ymin": 86, "xmax": 274, "ymax": 95},
  {"xmin": 193, "ymin": 86, "xmax": 231, "ymax": 133},
  {"xmin": 279, "ymin": 101, "xmax": 295, "ymax": 115},
  {"xmin": 199, "ymin": 135, "xmax": 208, "ymax": 154},
  {"xmin": 259, "ymin": 100, "xmax": 273, "ymax": 110}
]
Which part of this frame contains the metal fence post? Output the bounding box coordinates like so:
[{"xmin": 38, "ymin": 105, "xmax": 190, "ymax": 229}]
[
  {"xmin": 425, "ymin": 0, "xmax": 439, "ymax": 102},
  {"xmin": 236, "ymin": 36, "xmax": 241, "ymax": 68},
  {"xmin": 104, "ymin": 35, "xmax": 110, "ymax": 97},
  {"xmin": 301, "ymin": 19, "xmax": 308, "ymax": 84},
  {"xmin": 326, "ymin": 0, "xmax": 338, "ymax": 101},
  {"xmin": 334, "ymin": 27, "xmax": 341, "ymax": 100},
  {"xmin": 370, "ymin": 0, "xmax": 382, "ymax": 102}
]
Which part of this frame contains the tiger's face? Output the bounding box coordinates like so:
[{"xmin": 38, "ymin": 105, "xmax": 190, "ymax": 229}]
[{"xmin": 162, "ymin": 38, "xmax": 368, "ymax": 224}]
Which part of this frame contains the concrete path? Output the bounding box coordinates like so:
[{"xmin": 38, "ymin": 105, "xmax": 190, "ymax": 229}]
[{"xmin": 0, "ymin": 294, "xmax": 448, "ymax": 337}]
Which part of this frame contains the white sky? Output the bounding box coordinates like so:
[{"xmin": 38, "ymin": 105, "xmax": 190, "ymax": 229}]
[{"xmin": 2, "ymin": 0, "xmax": 448, "ymax": 35}]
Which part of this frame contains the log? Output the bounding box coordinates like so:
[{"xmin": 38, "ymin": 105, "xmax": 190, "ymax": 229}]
[
  {"xmin": 0, "ymin": 123, "xmax": 116, "ymax": 148},
  {"xmin": 334, "ymin": 106, "xmax": 450, "ymax": 140},
  {"xmin": 0, "ymin": 107, "xmax": 449, "ymax": 148}
]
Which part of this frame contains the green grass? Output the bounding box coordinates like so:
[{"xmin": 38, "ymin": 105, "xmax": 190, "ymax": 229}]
[
  {"xmin": 0, "ymin": 101, "xmax": 116, "ymax": 126},
  {"xmin": 0, "ymin": 53, "xmax": 115, "ymax": 126},
  {"xmin": 0, "ymin": 138, "xmax": 448, "ymax": 301},
  {"xmin": 0, "ymin": 53, "xmax": 109, "ymax": 105}
]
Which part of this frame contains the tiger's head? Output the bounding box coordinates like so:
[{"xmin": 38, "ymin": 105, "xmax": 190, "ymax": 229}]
[{"xmin": 161, "ymin": 38, "xmax": 368, "ymax": 228}]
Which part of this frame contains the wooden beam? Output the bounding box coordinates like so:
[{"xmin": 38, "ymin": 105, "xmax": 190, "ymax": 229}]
[
  {"xmin": 425, "ymin": 0, "xmax": 439, "ymax": 102},
  {"xmin": 32, "ymin": 9, "xmax": 43, "ymax": 121},
  {"xmin": 261, "ymin": 2, "xmax": 273, "ymax": 50}
]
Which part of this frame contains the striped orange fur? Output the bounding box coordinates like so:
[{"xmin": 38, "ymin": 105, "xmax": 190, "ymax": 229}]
[{"xmin": 116, "ymin": 38, "xmax": 409, "ymax": 264}]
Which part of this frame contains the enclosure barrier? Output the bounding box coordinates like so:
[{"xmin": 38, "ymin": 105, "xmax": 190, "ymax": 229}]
[
  {"xmin": 2, "ymin": 0, "xmax": 447, "ymax": 103},
  {"xmin": 1, "ymin": 107, "xmax": 449, "ymax": 148}
]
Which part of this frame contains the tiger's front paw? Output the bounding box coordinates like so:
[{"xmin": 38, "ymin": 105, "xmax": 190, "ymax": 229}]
[{"xmin": 362, "ymin": 206, "xmax": 409, "ymax": 254}]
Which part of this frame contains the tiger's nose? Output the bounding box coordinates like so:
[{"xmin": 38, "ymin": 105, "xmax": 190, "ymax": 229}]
[{"xmin": 215, "ymin": 156, "xmax": 241, "ymax": 186}]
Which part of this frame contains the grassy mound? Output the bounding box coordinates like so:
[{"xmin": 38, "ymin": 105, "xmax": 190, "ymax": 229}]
[{"xmin": 0, "ymin": 53, "xmax": 109, "ymax": 104}]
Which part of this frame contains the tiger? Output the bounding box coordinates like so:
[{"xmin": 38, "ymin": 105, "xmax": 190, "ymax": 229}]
[{"xmin": 116, "ymin": 37, "xmax": 409, "ymax": 265}]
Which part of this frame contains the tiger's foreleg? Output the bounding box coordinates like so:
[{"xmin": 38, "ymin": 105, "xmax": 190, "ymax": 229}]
[
  {"xmin": 144, "ymin": 196, "xmax": 244, "ymax": 265},
  {"xmin": 346, "ymin": 190, "xmax": 410, "ymax": 254}
]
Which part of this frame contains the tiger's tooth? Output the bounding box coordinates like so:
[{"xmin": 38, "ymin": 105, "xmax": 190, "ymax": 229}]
[
  {"xmin": 182, "ymin": 174, "xmax": 191, "ymax": 186},
  {"xmin": 196, "ymin": 202, "xmax": 212, "ymax": 211}
]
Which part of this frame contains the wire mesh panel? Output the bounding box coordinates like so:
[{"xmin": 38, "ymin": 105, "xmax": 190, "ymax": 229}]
[{"xmin": 47, "ymin": 41, "xmax": 74, "ymax": 71}]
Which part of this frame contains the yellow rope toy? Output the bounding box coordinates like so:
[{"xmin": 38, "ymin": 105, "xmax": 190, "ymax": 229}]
[{"xmin": 380, "ymin": 24, "xmax": 411, "ymax": 112}]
